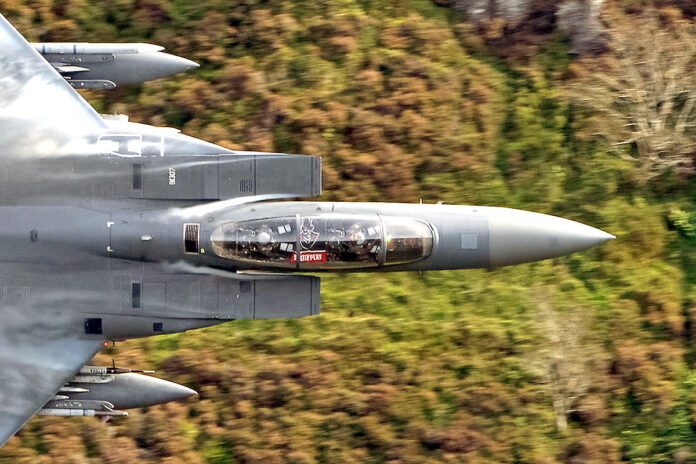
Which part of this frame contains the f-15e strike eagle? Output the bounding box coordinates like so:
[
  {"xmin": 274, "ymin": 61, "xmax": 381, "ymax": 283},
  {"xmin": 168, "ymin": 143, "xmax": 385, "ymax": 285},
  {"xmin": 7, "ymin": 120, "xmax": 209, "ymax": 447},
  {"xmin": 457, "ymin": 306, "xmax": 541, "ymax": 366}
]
[{"xmin": 0, "ymin": 13, "xmax": 614, "ymax": 447}]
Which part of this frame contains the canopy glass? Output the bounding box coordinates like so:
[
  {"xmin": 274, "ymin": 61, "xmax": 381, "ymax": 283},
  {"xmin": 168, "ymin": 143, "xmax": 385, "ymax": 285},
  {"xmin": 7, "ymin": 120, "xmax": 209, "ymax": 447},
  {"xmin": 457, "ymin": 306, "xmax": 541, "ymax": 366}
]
[{"xmin": 210, "ymin": 214, "xmax": 434, "ymax": 270}]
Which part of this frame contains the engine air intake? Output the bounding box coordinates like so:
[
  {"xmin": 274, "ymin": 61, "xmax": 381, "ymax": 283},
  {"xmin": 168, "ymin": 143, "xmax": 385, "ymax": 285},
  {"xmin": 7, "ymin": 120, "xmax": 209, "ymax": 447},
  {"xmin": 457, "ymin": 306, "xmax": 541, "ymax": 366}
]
[{"xmin": 184, "ymin": 223, "xmax": 199, "ymax": 254}]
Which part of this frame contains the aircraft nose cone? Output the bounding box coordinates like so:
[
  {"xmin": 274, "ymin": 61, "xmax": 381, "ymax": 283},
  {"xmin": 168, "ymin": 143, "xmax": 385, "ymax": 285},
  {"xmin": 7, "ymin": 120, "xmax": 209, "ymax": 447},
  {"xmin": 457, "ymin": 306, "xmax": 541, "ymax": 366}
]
[
  {"xmin": 488, "ymin": 208, "xmax": 614, "ymax": 267},
  {"xmin": 101, "ymin": 373, "xmax": 197, "ymax": 409},
  {"xmin": 177, "ymin": 56, "xmax": 200, "ymax": 72},
  {"xmin": 140, "ymin": 376, "xmax": 197, "ymax": 405},
  {"xmin": 162, "ymin": 382, "xmax": 198, "ymax": 403},
  {"xmin": 158, "ymin": 53, "xmax": 199, "ymax": 74},
  {"xmin": 141, "ymin": 52, "xmax": 199, "ymax": 82}
]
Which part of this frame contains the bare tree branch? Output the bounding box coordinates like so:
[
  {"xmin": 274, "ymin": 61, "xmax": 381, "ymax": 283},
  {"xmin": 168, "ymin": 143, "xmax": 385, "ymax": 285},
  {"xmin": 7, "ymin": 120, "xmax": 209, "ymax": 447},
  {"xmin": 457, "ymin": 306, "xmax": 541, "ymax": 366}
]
[
  {"xmin": 525, "ymin": 288, "xmax": 595, "ymax": 431},
  {"xmin": 566, "ymin": 9, "xmax": 696, "ymax": 180}
]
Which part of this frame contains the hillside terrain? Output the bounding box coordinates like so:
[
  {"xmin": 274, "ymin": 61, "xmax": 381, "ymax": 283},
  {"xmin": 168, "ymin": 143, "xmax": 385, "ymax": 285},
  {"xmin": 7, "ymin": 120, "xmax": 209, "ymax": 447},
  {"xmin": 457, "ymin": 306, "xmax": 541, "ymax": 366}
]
[{"xmin": 1, "ymin": 1, "xmax": 696, "ymax": 463}]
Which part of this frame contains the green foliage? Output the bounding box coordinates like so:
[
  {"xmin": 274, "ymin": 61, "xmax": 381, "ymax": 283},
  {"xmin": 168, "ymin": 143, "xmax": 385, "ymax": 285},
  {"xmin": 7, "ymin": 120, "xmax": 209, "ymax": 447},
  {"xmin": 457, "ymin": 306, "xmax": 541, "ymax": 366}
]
[
  {"xmin": 669, "ymin": 208, "xmax": 696, "ymax": 238},
  {"xmin": 2, "ymin": 1, "xmax": 696, "ymax": 463}
]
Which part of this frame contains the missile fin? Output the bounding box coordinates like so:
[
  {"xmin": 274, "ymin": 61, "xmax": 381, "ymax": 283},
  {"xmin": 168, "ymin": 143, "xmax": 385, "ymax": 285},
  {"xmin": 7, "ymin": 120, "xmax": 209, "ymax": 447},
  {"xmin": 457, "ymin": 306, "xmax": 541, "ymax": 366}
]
[{"xmin": 55, "ymin": 65, "xmax": 90, "ymax": 73}]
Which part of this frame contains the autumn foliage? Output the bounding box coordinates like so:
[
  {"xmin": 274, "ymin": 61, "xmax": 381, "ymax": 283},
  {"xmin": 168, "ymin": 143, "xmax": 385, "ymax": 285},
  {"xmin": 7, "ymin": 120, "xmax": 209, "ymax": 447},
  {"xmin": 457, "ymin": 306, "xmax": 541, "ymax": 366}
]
[{"xmin": 1, "ymin": 1, "xmax": 696, "ymax": 463}]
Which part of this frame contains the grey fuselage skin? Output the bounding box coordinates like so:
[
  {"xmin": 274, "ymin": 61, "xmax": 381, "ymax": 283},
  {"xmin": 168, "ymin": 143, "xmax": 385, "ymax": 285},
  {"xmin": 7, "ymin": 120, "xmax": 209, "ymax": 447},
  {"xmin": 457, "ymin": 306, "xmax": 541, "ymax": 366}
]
[
  {"xmin": 0, "ymin": 202, "xmax": 610, "ymax": 339},
  {"xmin": 0, "ymin": 201, "xmax": 609, "ymax": 271}
]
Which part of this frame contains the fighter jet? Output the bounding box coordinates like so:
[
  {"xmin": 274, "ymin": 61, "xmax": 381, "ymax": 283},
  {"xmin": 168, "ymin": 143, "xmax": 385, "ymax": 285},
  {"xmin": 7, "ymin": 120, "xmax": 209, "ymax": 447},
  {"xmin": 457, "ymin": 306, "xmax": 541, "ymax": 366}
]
[
  {"xmin": 0, "ymin": 13, "xmax": 614, "ymax": 447},
  {"xmin": 33, "ymin": 42, "xmax": 199, "ymax": 89}
]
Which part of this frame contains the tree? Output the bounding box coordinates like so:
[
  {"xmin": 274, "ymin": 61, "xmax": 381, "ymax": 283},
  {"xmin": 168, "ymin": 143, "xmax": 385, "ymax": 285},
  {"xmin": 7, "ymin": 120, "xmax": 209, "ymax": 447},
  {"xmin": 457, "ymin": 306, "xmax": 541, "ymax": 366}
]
[
  {"xmin": 525, "ymin": 288, "xmax": 598, "ymax": 431},
  {"xmin": 567, "ymin": 8, "xmax": 696, "ymax": 179}
]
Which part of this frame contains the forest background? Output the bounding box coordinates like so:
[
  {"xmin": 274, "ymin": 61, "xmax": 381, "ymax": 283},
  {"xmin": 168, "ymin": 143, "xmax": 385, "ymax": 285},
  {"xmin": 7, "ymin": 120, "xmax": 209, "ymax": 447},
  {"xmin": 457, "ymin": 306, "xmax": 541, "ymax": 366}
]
[{"xmin": 0, "ymin": 0, "xmax": 694, "ymax": 462}]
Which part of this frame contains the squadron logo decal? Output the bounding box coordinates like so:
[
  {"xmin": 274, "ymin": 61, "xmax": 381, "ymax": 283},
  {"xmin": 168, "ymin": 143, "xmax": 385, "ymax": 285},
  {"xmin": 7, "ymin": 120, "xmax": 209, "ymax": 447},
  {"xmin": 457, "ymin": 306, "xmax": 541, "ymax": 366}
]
[{"xmin": 300, "ymin": 218, "xmax": 320, "ymax": 250}]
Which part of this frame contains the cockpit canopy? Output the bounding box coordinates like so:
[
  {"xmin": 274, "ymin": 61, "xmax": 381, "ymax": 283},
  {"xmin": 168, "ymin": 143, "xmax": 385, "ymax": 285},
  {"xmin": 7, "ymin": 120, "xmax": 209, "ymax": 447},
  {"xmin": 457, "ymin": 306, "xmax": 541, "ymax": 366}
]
[{"xmin": 210, "ymin": 214, "xmax": 434, "ymax": 270}]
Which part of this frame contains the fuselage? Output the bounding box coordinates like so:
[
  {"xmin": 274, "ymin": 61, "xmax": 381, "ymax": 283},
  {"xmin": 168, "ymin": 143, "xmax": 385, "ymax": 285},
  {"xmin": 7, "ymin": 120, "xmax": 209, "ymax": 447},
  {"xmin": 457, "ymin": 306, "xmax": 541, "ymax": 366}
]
[
  {"xmin": 0, "ymin": 121, "xmax": 613, "ymax": 342},
  {"xmin": 0, "ymin": 201, "xmax": 613, "ymax": 273}
]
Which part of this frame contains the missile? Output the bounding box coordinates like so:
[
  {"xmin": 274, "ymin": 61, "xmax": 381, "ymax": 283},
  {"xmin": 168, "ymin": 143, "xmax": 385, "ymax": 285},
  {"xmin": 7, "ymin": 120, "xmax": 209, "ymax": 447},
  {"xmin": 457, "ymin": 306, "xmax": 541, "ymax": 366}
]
[
  {"xmin": 38, "ymin": 400, "xmax": 128, "ymax": 417},
  {"xmin": 32, "ymin": 42, "xmax": 199, "ymax": 89},
  {"xmin": 39, "ymin": 366, "xmax": 196, "ymax": 417},
  {"xmin": 34, "ymin": 43, "xmax": 166, "ymax": 55},
  {"xmin": 68, "ymin": 372, "xmax": 196, "ymax": 409},
  {"xmin": 77, "ymin": 365, "xmax": 155, "ymax": 375}
]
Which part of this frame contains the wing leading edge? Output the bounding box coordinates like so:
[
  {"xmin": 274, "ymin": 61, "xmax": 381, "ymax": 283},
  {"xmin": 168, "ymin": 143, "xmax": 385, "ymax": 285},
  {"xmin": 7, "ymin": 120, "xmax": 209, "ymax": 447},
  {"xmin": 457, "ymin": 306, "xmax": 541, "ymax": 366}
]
[
  {"xmin": 0, "ymin": 304, "xmax": 104, "ymax": 446},
  {"xmin": 0, "ymin": 13, "xmax": 106, "ymax": 157}
]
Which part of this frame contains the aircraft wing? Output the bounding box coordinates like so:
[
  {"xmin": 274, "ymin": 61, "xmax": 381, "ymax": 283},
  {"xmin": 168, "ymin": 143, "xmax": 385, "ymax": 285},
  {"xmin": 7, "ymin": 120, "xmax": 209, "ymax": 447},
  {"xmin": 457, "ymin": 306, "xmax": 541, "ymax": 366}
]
[
  {"xmin": 0, "ymin": 13, "xmax": 108, "ymax": 446},
  {"xmin": 0, "ymin": 305, "xmax": 104, "ymax": 446},
  {"xmin": 0, "ymin": 13, "xmax": 106, "ymax": 157}
]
